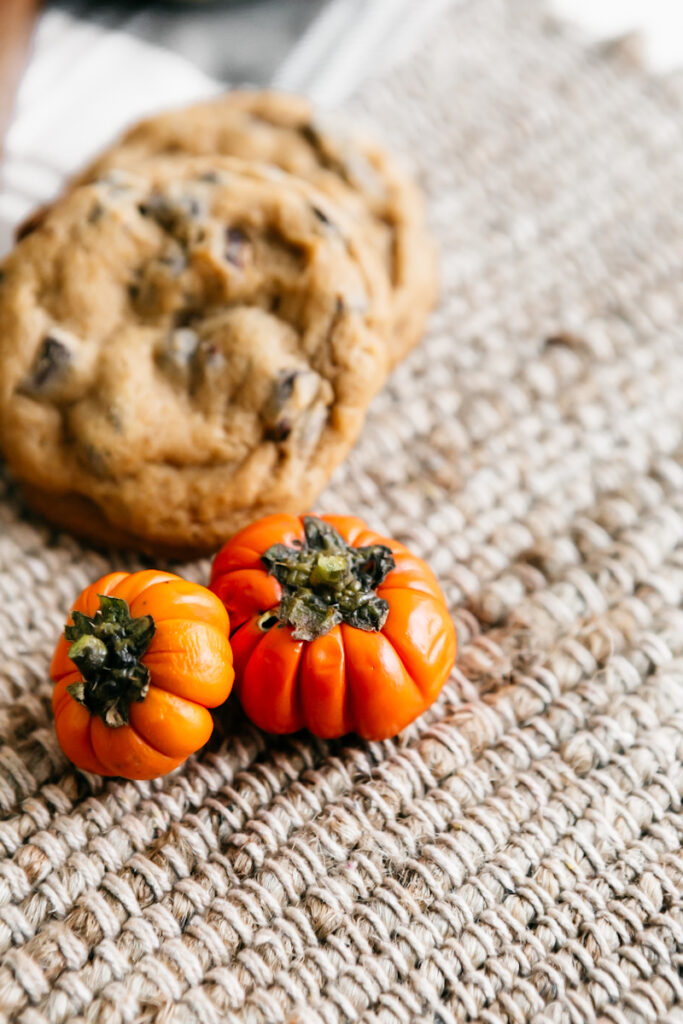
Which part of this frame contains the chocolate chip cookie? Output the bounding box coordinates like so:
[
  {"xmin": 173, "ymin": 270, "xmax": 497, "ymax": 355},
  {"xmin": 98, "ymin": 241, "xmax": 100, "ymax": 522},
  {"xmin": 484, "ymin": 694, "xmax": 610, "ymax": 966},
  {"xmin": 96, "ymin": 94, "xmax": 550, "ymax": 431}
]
[
  {"xmin": 21, "ymin": 91, "xmax": 436, "ymax": 366},
  {"xmin": 0, "ymin": 157, "xmax": 390, "ymax": 555}
]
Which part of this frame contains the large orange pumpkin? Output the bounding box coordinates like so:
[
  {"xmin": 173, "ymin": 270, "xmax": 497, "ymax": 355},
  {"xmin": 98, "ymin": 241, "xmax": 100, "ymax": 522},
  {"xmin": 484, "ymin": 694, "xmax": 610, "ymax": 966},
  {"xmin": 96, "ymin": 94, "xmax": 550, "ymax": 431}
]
[
  {"xmin": 210, "ymin": 514, "xmax": 456, "ymax": 740},
  {"xmin": 51, "ymin": 570, "xmax": 233, "ymax": 779}
]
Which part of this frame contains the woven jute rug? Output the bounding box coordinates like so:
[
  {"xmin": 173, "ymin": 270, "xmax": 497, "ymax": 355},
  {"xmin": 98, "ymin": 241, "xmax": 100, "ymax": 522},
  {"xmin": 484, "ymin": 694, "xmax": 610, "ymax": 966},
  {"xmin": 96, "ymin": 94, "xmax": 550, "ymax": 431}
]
[{"xmin": 2, "ymin": 1, "xmax": 683, "ymax": 1021}]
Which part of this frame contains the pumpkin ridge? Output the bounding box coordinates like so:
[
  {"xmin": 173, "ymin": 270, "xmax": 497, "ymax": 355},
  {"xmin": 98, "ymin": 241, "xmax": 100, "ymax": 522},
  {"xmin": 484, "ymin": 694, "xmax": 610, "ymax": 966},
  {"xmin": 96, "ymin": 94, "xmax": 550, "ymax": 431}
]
[
  {"xmin": 127, "ymin": 706, "xmax": 188, "ymax": 759},
  {"xmin": 86, "ymin": 717, "xmax": 110, "ymax": 776}
]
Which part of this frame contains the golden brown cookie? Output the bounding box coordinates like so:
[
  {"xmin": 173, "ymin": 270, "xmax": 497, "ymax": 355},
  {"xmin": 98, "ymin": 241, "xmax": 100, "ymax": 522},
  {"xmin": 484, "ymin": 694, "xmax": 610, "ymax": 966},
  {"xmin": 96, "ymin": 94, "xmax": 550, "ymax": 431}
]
[
  {"xmin": 20, "ymin": 91, "xmax": 436, "ymax": 365},
  {"xmin": 0, "ymin": 157, "xmax": 390, "ymax": 556}
]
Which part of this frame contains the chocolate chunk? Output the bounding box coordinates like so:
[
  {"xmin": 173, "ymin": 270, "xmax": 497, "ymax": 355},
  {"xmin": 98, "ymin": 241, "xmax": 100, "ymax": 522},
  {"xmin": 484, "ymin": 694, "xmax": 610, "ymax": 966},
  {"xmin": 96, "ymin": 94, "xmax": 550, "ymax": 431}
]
[
  {"xmin": 225, "ymin": 226, "xmax": 248, "ymax": 268},
  {"xmin": 300, "ymin": 123, "xmax": 326, "ymax": 157},
  {"xmin": 311, "ymin": 204, "xmax": 340, "ymax": 234},
  {"xmin": 157, "ymin": 329, "xmax": 230, "ymax": 395},
  {"xmin": 312, "ymin": 205, "xmax": 332, "ymax": 226},
  {"xmin": 87, "ymin": 202, "xmax": 105, "ymax": 225},
  {"xmin": 174, "ymin": 309, "xmax": 195, "ymax": 328},
  {"xmin": 183, "ymin": 197, "xmax": 203, "ymax": 219},
  {"xmin": 157, "ymin": 243, "xmax": 188, "ymax": 276},
  {"xmin": 335, "ymin": 295, "xmax": 368, "ymax": 317},
  {"xmin": 264, "ymin": 369, "xmax": 325, "ymax": 444},
  {"xmin": 273, "ymin": 369, "xmax": 298, "ymax": 405},
  {"xmin": 299, "ymin": 122, "xmax": 354, "ymax": 184},
  {"xmin": 18, "ymin": 334, "xmax": 72, "ymax": 397},
  {"xmin": 197, "ymin": 340, "xmax": 225, "ymax": 373},
  {"xmin": 170, "ymin": 328, "xmax": 199, "ymax": 363},
  {"xmin": 300, "ymin": 121, "xmax": 384, "ymax": 197},
  {"xmin": 138, "ymin": 194, "xmax": 204, "ymax": 235},
  {"xmin": 158, "ymin": 328, "xmax": 199, "ymax": 379},
  {"xmin": 186, "ymin": 338, "xmax": 228, "ymax": 398},
  {"xmin": 77, "ymin": 443, "xmax": 110, "ymax": 478},
  {"xmin": 266, "ymin": 418, "xmax": 292, "ymax": 443},
  {"xmin": 174, "ymin": 307, "xmax": 194, "ymax": 327},
  {"xmin": 106, "ymin": 407, "xmax": 124, "ymax": 433}
]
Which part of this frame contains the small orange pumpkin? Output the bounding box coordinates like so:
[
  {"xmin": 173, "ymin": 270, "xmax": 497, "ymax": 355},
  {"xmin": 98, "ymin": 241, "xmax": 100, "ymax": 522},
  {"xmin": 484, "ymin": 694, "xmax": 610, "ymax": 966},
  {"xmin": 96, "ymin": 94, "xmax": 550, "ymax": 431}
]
[
  {"xmin": 51, "ymin": 570, "xmax": 234, "ymax": 779},
  {"xmin": 210, "ymin": 514, "xmax": 456, "ymax": 740}
]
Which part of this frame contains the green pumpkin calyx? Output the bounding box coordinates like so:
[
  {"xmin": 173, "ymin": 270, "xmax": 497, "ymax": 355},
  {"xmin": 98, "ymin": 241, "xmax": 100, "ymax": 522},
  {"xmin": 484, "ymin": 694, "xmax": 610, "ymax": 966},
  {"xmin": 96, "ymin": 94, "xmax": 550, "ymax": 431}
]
[
  {"xmin": 261, "ymin": 516, "xmax": 395, "ymax": 641},
  {"xmin": 64, "ymin": 594, "xmax": 155, "ymax": 727}
]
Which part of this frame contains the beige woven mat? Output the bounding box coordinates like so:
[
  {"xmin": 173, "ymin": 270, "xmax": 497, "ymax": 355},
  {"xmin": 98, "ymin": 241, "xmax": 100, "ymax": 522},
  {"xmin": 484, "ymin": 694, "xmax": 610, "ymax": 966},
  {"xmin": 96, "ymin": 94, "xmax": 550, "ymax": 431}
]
[{"xmin": 2, "ymin": 1, "xmax": 683, "ymax": 1021}]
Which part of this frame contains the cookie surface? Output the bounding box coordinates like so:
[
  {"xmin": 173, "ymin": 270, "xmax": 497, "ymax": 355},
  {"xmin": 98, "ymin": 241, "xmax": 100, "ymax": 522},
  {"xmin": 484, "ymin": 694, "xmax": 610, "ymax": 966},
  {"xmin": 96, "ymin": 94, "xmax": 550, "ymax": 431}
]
[
  {"xmin": 43, "ymin": 91, "xmax": 437, "ymax": 365},
  {"xmin": 0, "ymin": 157, "xmax": 390, "ymax": 555}
]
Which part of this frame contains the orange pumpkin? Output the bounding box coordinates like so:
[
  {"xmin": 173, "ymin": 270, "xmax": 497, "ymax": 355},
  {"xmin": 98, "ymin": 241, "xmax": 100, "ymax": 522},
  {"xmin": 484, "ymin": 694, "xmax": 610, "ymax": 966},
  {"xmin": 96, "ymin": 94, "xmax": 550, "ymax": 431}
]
[
  {"xmin": 210, "ymin": 514, "xmax": 456, "ymax": 740},
  {"xmin": 51, "ymin": 570, "xmax": 234, "ymax": 779}
]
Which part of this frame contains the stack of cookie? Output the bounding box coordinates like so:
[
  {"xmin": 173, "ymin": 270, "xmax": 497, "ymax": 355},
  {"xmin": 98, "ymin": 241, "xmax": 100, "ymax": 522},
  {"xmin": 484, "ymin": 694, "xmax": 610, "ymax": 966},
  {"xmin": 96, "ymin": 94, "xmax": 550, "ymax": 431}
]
[{"xmin": 0, "ymin": 92, "xmax": 436, "ymax": 556}]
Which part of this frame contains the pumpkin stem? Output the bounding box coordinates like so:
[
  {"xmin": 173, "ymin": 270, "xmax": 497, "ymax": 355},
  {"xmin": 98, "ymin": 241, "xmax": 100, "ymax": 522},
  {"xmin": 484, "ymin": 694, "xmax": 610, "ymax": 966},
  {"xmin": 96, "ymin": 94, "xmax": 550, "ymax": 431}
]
[
  {"xmin": 64, "ymin": 594, "xmax": 155, "ymax": 728},
  {"xmin": 261, "ymin": 516, "xmax": 395, "ymax": 641}
]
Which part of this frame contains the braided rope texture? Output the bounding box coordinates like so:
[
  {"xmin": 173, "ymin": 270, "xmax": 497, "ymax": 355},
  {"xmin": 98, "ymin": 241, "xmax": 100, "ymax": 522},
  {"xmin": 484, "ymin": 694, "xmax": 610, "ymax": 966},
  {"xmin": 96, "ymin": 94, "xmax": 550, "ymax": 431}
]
[{"xmin": 2, "ymin": 1, "xmax": 683, "ymax": 1020}]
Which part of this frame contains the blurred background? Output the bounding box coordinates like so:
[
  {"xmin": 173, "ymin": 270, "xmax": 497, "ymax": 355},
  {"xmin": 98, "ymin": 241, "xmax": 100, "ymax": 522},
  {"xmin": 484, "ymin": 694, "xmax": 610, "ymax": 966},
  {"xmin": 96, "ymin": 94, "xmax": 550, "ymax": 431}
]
[
  {"xmin": 0, "ymin": 0, "xmax": 447, "ymax": 253},
  {"xmin": 51, "ymin": 0, "xmax": 329, "ymax": 86},
  {"xmin": 1, "ymin": 0, "xmax": 682, "ymax": 258},
  {"xmin": 42, "ymin": 0, "xmax": 683, "ymax": 88}
]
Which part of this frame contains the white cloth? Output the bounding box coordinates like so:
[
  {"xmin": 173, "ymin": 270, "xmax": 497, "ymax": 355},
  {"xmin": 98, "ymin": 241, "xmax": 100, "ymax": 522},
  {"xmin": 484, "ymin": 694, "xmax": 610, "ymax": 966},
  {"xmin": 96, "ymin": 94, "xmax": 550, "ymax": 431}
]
[{"xmin": 0, "ymin": 9, "xmax": 219, "ymax": 255}]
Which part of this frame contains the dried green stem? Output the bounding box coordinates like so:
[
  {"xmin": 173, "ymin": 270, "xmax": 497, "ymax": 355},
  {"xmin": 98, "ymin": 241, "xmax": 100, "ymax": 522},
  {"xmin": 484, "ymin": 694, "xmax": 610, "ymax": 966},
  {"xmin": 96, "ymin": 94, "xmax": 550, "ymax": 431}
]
[
  {"xmin": 260, "ymin": 516, "xmax": 395, "ymax": 641},
  {"xmin": 64, "ymin": 594, "xmax": 155, "ymax": 727}
]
